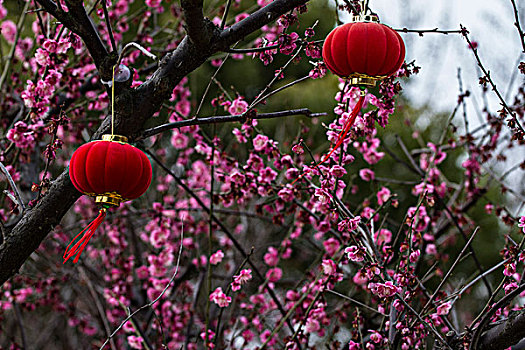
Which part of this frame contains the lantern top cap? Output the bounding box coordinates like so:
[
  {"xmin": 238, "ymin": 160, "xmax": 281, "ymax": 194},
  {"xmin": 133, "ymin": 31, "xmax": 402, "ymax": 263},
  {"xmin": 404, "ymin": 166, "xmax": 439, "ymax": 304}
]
[
  {"xmin": 352, "ymin": 14, "xmax": 379, "ymax": 23},
  {"xmin": 102, "ymin": 134, "xmax": 128, "ymax": 143}
]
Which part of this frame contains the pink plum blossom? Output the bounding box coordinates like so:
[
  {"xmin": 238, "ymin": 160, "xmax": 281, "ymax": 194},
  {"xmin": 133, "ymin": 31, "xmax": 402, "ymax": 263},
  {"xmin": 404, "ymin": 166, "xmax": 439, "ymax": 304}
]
[
  {"xmin": 231, "ymin": 269, "xmax": 252, "ymax": 291},
  {"xmin": 436, "ymin": 301, "xmax": 452, "ymax": 315},
  {"xmin": 210, "ymin": 250, "xmax": 224, "ymax": 265},
  {"xmin": 253, "ymin": 134, "xmax": 269, "ymax": 152},
  {"xmin": 345, "ymin": 246, "xmax": 365, "ymax": 262},
  {"xmin": 127, "ymin": 335, "xmax": 144, "ymax": 349},
  {"xmin": 1, "ymin": 20, "xmax": 16, "ymax": 43},
  {"xmin": 209, "ymin": 287, "xmax": 231, "ymax": 307},
  {"xmin": 229, "ymin": 97, "xmax": 248, "ymax": 115}
]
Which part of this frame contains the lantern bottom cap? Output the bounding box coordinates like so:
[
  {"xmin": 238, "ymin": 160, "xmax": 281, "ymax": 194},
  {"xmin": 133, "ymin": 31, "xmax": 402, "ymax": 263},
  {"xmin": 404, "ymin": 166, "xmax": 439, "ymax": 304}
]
[
  {"xmin": 344, "ymin": 73, "xmax": 385, "ymax": 87},
  {"xmin": 95, "ymin": 192, "xmax": 124, "ymax": 207},
  {"xmin": 346, "ymin": 73, "xmax": 385, "ymax": 86}
]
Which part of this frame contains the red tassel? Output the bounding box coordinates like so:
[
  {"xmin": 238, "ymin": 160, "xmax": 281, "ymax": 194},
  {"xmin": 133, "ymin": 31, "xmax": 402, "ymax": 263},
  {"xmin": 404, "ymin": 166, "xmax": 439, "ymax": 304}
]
[
  {"xmin": 291, "ymin": 93, "xmax": 365, "ymax": 185},
  {"xmin": 63, "ymin": 208, "xmax": 106, "ymax": 264}
]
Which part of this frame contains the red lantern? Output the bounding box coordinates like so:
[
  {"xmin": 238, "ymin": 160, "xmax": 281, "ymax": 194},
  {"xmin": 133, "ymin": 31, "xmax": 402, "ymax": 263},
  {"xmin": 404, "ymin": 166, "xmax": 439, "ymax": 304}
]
[
  {"xmin": 322, "ymin": 15, "xmax": 405, "ymax": 85},
  {"xmin": 65, "ymin": 134, "xmax": 152, "ymax": 263},
  {"xmin": 308, "ymin": 16, "xmax": 405, "ymax": 173}
]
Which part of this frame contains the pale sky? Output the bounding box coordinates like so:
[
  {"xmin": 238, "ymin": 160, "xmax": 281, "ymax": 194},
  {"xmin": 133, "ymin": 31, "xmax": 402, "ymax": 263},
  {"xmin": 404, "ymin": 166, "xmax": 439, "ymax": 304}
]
[
  {"xmin": 346, "ymin": 0, "xmax": 524, "ymax": 129},
  {"xmin": 342, "ymin": 1, "xmax": 525, "ymax": 212}
]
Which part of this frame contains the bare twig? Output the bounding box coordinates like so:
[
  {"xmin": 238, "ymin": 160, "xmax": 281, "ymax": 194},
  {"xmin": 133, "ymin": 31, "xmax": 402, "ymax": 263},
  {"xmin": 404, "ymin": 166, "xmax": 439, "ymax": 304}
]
[
  {"xmin": 79, "ymin": 268, "xmax": 118, "ymax": 350},
  {"xmin": 326, "ymin": 289, "xmax": 387, "ymax": 316},
  {"xmin": 140, "ymin": 108, "xmax": 326, "ymax": 139},
  {"xmin": 195, "ymin": 51, "xmax": 231, "ymax": 117},
  {"xmin": 393, "ymin": 27, "xmax": 463, "ymax": 35},
  {"xmin": 101, "ymin": 0, "xmax": 117, "ymax": 52},
  {"xmin": 510, "ymin": 0, "xmax": 525, "ymax": 53},
  {"xmin": 118, "ymin": 42, "xmax": 157, "ymax": 64},
  {"xmin": 454, "ymin": 259, "xmax": 508, "ymax": 298},
  {"xmin": 249, "ymin": 44, "xmax": 306, "ymax": 108},
  {"xmin": 204, "ymin": 125, "xmax": 217, "ymax": 348},
  {"xmin": 0, "ymin": 162, "xmax": 26, "ymax": 212},
  {"xmin": 220, "ymin": 0, "xmax": 234, "ymax": 30},
  {"xmin": 253, "ymin": 75, "xmax": 310, "ymax": 107},
  {"xmin": 13, "ymin": 301, "xmax": 28, "ymax": 350},
  {"xmin": 225, "ymin": 44, "xmax": 279, "ymax": 53}
]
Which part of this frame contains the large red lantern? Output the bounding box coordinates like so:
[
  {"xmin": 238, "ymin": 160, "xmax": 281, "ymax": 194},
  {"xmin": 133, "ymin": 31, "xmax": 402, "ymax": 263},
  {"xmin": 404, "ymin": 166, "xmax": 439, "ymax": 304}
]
[
  {"xmin": 322, "ymin": 15, "xmax": 405, "ymax": 85},
  {"xmin": 310, "ymin": 16, "xmax": 405, "ymax": 173},
  {"xmin": 65, "ymin": 134, "xmax": 152, "ymax": 263}
]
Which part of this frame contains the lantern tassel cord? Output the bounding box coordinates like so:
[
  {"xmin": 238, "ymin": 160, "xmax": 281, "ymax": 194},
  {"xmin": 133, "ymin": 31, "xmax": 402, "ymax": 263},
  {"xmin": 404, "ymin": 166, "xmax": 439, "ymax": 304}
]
[
  {"xmin": 291, "ymin": 93, "xmax": 365, "ymax": 185},
  {"xmin": 63, "ymin": 208, "xmax": 107, "ymax": 264}
]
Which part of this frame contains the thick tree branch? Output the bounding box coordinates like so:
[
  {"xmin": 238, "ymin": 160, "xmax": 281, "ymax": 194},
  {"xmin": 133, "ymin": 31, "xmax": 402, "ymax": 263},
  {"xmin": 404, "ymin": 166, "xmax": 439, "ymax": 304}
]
[
  {"xmin": 471, "ymin": 283, "xmax": 525, "ymax": 349},
  {"xmin": 479, "ymin": 311, "xmax": 525, "ymax": 350},
  {"xmin": 0, "ymin": 0, "xmax": 311, "ymax": 286},
  {"xmin": 0, "ymin": 172, "xmax": 80, "ymax": 283},
  {"xmin": 218, "ymin": 0, "xmax": 307, "ymax": 46},
  {"xmin": 132, "ymin": 0, "xmax": 309, "ymax": 138},
  {"xmin": 181, "ymin": 0, "xmax": 209, "ymax": 48}
]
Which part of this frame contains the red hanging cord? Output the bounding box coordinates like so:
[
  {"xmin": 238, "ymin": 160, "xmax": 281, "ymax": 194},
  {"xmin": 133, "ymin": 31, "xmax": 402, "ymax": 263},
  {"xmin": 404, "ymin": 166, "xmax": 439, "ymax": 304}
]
[
  {"xmin": 291, "ymin": 93, "xmax": 365, "ymax": 185},
  {"xmin": 63, "ymin": 208, "xmax": 107, "ymax": 264}
]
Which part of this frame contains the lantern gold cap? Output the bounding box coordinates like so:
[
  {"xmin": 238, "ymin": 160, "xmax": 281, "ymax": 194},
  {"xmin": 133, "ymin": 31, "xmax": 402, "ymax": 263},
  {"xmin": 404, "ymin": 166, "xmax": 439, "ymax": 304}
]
[
  {"xmin": 102, "ymin": 134, "xmax": 128, "ymax": 143},
  {"xmin": 352, "ymin": 15, "xmax": 379, "ymax": 23},
  {"xmin": 95, "ymin": 192, "xmax": 125, "ymax": 207}
]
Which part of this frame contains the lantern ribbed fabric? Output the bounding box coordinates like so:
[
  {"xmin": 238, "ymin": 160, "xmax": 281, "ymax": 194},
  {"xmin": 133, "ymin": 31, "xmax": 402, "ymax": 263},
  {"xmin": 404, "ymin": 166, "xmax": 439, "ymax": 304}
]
[
  {"xmin": 69, "ymin": 139, "xmax": 152, "ymax": 201},
  {"xmin": 322, "ymin": 21, "xmax": 405, "ymax": 78}
]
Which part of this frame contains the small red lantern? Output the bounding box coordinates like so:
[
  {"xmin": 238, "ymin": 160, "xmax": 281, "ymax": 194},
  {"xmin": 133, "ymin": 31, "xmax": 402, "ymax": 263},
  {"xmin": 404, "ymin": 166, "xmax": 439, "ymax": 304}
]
[
  {"xmin": 322, "ymin": 15, "xmax": 405, "ymax": 85},
  {"xmin": 65, "ymin": 134, "xmax": 152, "ymax": 263}
]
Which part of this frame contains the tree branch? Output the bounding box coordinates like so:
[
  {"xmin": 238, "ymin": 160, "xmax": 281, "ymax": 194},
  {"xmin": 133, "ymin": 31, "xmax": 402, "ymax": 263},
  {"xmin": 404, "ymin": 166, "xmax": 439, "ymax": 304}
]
[
  {"xmin": 181, "ymin": 0, "xmax": 209, "ymax": 48},
  {"xmin": 509, "ymin": 0, "xmax": 525, "ymax": 53},
  {"xmin": 218, "ymin": 0, "xmax": 307, "ymax": 45},
  {"xmin": 393, "ymin": 27, "xmax": 463, "ymax": 35},
  {"xmin": 0, "ymin": 171, "xmax": 80, "ymax": 284},
  {"xmin": 478, "ymin": 311, "xmax": 525, "ymax": 350},
  {"xmin": 0, "ymin": 0, "xmax": 312, "ymax": 286},
  {"xmin": 139, "ymin": 108, "xmax": 326, "ymax": 139},
  {"xmin": 132, "ymin": 0, "xmax": 309, "ymax": 139},
  {"xmin": 460, "ymin": 24, "xmax": 525, "ymax": 137},
  {"xmin": 472, "ymin": 283, "xmax": 525, "ymax": 349}
]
